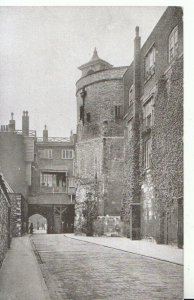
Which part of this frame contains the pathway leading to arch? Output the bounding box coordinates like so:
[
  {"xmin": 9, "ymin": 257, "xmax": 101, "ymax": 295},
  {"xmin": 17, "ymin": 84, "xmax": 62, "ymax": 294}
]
[{"xmin": 31, "ymin": 234, "xmax": 183, "ymax": 300}]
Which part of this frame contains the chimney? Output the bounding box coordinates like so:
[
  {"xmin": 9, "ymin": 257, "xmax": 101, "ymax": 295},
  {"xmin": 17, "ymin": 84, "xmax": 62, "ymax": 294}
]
[
  {"xmin": 43, "ymin": 125, "xmax": 48, "ymax": 142},
  {"xmin": 134, "ymin": 26, "xmax": 141, "ymax": 106},
  {"xmin": 9, "ymin": 112, "xmax": 15, "ymax": 131},
  {"xmin": 129, "ymin": 27, "xmax": 142, "ymax": 241},
  {"xmin": 22, "ymin": 111, "xmax": 29, "ymax": 136}
]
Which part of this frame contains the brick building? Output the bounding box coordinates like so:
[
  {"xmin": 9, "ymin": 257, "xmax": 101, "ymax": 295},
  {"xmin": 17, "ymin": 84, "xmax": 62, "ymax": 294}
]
[
  {"xmin": 75, "ymin": 7, "xmax": 183, "ymax": 246},
  {"xmin": 29, "ymin": 126, "xmax": 77, "ymax": 233},
  {"xmin": 122, "ymin": 6, "xmax": 183, "ymax": 246}
]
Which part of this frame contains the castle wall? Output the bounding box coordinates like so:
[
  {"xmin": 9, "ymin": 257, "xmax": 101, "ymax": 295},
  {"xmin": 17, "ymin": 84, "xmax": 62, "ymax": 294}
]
[
  {"xmin": 75, "ymin": 64, "xmax": 127, "ymax": 235},
  {"xmin": 0, "ymin": 180, "xmax": 10, "ymax": 267}
]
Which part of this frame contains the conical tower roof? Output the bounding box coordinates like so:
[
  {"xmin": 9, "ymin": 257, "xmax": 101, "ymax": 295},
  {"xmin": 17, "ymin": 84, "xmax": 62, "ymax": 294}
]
[{"xmin": 78, "ymin": 48, "xmax": 113, "ymax": 76}]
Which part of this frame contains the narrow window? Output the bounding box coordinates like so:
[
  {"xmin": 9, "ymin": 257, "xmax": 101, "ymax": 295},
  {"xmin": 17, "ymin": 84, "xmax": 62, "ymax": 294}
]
[
  {"xmin": 115, "ymin": 105, "xmax": 121, "ymax": 119},
  {"xmin": 169, "ymin": 26, "xmax": 178, "ymax": 63},
  {"xmin": 86, "ymin": 113, "xmax": 91, "ymax": 122},
  {"xmin": 143, "ymin": 98, "xmax": 153, "ymax": 130},
  {"xmin": 41, "ymin": 173, "xmax": 53, "ymax": 187},
  {"xmin": 80, "ymin": 105, "xmax": 84, "ymax": 121},
  {"xmin": 144, "ymin": 138, "xmax": 151, "ymax": 169},
  {"xmin": 43, "ymin": 149, "xmax": 52, "ymax": 159}
]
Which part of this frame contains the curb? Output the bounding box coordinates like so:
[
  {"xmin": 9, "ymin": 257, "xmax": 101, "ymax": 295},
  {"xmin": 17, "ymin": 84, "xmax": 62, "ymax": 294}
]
[
  {"xmin": 64, "ymin": 234, "xmax": 183, "ymax": 266},
  {"xmin": 29, "ymin": 236, "xmax": 51, "ymax": 300}
]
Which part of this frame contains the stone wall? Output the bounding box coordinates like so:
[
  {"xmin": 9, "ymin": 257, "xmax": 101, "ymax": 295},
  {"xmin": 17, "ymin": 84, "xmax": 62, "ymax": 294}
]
[
  {"xmin": 9, "ymin": 193, "xmax": 28, "ymax": 237},
  {"xmin": 102, "ymin": 137, "xmax": 124, "ymax": 216},
  {"xmin": 75, "ymin": 136, "xmax": 124, "ymax": 235},
  {"xmin": 0, "ymin": 176, "xmax": 10, "ymax": 267},
  {"xmin": 76, "ymin": 68, "xmax": 127, "ymax": 143}
]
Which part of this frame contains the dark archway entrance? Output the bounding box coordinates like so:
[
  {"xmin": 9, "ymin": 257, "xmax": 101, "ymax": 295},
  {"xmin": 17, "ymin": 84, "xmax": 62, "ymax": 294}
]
[
  {"xmin": 28, "ymin": 204, "xmax": 75, "ymax": 234},
  {"xmin": 29, "ymin": 214, "xmax": 47, "ymax": 234}
]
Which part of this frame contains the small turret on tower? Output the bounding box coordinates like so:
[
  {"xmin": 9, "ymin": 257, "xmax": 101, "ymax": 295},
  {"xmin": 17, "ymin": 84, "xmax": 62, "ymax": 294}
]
[{"xmin": 78, "ymin": 48, "xmax": 113, "ymax": 77}]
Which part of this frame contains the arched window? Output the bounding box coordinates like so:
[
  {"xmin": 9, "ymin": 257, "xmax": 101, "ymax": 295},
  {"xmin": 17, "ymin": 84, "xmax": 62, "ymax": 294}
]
[{"xmin": 169, "ymin": 26, "xmax": 178, "ymax": 63}]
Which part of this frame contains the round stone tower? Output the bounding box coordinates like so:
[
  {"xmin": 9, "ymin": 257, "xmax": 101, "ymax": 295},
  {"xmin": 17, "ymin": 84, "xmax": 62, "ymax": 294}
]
[{"xmin": 76, "ymin": 48, "xmax": 128, "ymax": 142}]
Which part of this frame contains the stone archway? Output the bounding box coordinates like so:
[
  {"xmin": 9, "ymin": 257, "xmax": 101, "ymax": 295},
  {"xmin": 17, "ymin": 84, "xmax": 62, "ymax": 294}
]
[
  {"xmin": 29, "ymin": 214, "xmax": 47, "ymax": 233},
  {"xmin": 28, "ymin": 205, "xmax": 54, "ymax": 234}
]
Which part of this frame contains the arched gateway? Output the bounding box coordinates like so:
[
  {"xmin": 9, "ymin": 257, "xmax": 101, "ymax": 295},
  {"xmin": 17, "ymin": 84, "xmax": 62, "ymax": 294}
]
[{"xmin": 28, "ymin": 204, "xmax": 75, "ymax": 234}]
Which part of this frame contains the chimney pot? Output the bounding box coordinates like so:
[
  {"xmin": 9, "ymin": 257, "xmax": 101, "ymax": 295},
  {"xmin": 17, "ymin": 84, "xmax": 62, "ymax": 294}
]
[
  {"xmin": 22, "ymin": 110, "xmax": 29, "ymax": 135},
  {"xmin": 135, "ymin": 26, "xmax": 139, "ymax": 37},
  {"xmin": 43, "ymin": 124, "xmax": 48, "ymax": 142}
]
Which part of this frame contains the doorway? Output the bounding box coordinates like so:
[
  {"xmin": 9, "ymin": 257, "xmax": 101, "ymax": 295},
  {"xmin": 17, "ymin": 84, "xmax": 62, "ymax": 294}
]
[{"xmin": 29, "ymin": 214, "xmax": 48, "ymax": 234}]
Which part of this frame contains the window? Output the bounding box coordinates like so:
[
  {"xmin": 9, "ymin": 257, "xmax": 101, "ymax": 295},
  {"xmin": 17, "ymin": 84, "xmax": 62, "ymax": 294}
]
[
  {"xmin": 143, "ymin": 98, "xmax": 153, "ymax": 130},
  {"xmin": 169, "ymin": 26, "xmax": 178, "ymax": 63},
  {"xmin": 86, "ymin": 112, "xmax": 91, "ymax": 122},
  {"xmin": 40, "ymin": 149, "xmax": 52, "ymax": 159},
  {"xmin": 41, "ymin": 174, "xmax": 53, "ymax": 187},
  {"xmin": 68, "ymin": 178, "xmax": 76, "ymax": 188},
  {"xmin": 145, "ymin": 46, "xmax": 155, "ymax": 80},
  {"xmin": 144, "ymin": 138, "xmax": 151, "ymax": 169},
  {"xmin": 115, "ymin": 105, "xmax": 121, "ymax": 119},
  {"xmin": 41, "ymin": 173, "xmax": 67, "ymax": 190},
  {"xmin": 61, "ymin": 149, "xmax": 74, "ymax": 159},
  {"xmin": 80, "ymin": 105, "xmax": 84, "ymax": 121}
]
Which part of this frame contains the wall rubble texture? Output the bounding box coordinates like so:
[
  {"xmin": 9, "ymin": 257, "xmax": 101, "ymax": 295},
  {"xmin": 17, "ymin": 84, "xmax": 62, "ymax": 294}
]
[
  {"xmin": 75, "ymin": 61, "xmax": 127, "ymax": 235},
  {"xmin": 0, "ymin": 176, "xmax": 10, "ymax": 267}
]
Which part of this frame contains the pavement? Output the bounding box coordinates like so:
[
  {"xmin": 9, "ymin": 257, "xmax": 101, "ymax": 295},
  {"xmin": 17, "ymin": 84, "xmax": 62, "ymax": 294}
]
[
  {"xmin": 0, "ymin": 235, "xmax": 50, "ymax": 300},
  {"xmin": 64, "ymin": 234, "xmax": 183, "ymax": 265},
  {"xmin": 32, "ymin": 234, "xmax": 183, "ymax": 300},
  {"xmin": 0, "ymin": 234, "xmax": 183, "ymax": 300}
]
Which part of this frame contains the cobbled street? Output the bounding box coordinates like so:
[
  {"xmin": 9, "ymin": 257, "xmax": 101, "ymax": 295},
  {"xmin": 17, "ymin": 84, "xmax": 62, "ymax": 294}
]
[{"xmin": 31, "ymin": 234, "xmax": 183, "ymax": 300}]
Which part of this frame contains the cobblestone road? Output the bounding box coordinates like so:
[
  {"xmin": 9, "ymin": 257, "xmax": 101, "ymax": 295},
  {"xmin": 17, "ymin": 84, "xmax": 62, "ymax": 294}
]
[{"xmin": 31, "ymin": 234, "xmax": 183, "ymax": 300}]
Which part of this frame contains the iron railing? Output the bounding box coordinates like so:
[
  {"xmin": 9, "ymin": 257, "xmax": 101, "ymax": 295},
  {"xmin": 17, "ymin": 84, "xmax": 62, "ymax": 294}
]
[{"xmin": 36, "ymin": 137, "xmax": 70, "ymax": 143}]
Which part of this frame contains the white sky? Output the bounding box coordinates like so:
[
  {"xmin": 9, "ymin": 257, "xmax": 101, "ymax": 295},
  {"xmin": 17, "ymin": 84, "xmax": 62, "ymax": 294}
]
[{"xmin": 0, "ymin": 6, "xmax": 166, "ymax": 137}]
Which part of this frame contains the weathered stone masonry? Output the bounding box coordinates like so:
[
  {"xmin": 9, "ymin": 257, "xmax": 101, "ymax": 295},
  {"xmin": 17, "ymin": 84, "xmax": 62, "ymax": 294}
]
[
  {"xmin": 75, "ymin": 51, "xmax": 128, "ymax": 235},
  {"xmin": 0, "ymin": 175, "xmax": 11, "ymax": 267}
]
